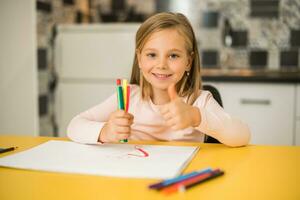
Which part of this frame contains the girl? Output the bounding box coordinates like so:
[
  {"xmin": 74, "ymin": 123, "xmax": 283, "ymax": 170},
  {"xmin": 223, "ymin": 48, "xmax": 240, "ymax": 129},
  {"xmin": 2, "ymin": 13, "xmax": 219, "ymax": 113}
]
[{"xmin": 67, "ymin": 12, "xmax": 251, "ymax": 147}]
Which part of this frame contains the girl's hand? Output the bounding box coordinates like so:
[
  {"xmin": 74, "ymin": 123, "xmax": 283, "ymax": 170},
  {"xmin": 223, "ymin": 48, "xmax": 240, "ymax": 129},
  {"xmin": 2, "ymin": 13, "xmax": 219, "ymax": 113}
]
[
  {"xmin": 98, "ymin": 110, "xmax": 134, "ymax": 143},
  {"xmin": 160, "ymin": 84, "xmax": 201, "ymax": 130}
]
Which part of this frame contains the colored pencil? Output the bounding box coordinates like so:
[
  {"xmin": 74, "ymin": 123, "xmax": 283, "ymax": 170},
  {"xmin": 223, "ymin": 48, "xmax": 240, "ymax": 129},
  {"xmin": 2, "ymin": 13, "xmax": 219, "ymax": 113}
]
[
  {"xmin": 149, "ymin": 167, "xmax": 212, "ymax": 190},
  {"xmin": 162, "ymin": 169, "xmax": 224, "ymax": 195},
  {"xmin": 184, "ymin": 170, "xmax": 224, "ymax": 190}
]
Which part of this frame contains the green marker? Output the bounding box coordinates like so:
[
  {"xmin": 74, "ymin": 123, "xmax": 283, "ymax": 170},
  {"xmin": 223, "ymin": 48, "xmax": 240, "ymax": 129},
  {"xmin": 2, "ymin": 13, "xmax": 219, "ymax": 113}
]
[{"xmin": 116, "ymin": 79, "xmax": 128, "ymax": 143}]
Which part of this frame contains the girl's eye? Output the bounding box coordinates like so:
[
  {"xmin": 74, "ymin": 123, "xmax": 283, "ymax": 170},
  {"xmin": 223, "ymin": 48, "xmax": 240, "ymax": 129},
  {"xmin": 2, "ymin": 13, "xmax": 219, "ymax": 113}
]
[
  {"xmin": 146, "ymin": 53, "xmax": 156, "ymax": 58},
  {"xmin": 169, "ymin": 54, "xmax": 179, "ymax": 59}
]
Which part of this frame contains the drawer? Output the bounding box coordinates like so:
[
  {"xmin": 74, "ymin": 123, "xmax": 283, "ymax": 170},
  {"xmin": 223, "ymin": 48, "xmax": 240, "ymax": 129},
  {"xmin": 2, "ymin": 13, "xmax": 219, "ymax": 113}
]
[{"xmin": 217, "ymin": 83, "xmax": 295, "ymax": 145}]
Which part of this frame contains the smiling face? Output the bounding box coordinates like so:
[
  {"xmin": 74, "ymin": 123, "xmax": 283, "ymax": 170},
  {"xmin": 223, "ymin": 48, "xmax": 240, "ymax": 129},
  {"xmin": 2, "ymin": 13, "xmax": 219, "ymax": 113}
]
[{"xmin": 137, "ymin": 28, "xmax": 192, "ymax": 95}]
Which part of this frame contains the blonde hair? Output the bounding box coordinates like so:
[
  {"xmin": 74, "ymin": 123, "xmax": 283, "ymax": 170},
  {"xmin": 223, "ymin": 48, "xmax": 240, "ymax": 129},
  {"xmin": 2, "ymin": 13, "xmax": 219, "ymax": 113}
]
[{"xmin": 130, "ymin": 12, "xmax": 202, "ymax": 104}]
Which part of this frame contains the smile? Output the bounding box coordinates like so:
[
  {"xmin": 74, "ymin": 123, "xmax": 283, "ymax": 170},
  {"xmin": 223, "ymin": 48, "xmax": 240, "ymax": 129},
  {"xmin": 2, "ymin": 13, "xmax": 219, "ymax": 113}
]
[{"xmin": 152, "ymin": 73, "xmax": 172, "ymax": 80}]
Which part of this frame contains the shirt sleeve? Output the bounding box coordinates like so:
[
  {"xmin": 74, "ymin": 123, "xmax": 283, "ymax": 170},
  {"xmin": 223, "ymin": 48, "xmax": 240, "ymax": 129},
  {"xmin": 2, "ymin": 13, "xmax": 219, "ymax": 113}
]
[
  {"xmin": 194, "ymin": 91, "xmax": 251, "ymax": 147},
  {"xmin": 67, "ymin": 93, "xmax": 118, "ymax": 144}
]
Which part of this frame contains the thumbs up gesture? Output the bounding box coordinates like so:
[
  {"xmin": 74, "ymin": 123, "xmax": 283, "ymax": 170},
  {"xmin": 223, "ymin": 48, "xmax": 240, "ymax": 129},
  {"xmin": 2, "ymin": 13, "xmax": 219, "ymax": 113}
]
[{"xmin": 160, "ymin": 84, "xmax": 201, "ymax": 130}]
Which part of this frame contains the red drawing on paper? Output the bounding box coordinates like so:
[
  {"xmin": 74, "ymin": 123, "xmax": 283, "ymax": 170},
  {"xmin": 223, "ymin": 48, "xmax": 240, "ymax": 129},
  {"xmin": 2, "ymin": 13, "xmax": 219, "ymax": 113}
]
[{"xmin": 127, "ymin": 145, "xmax": 149, "ymax": 157}]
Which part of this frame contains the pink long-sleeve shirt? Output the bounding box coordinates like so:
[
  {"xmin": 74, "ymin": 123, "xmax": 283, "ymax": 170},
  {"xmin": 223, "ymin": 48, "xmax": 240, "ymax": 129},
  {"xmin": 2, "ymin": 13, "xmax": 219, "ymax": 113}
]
[{"xmin": 67, "ymin": 84, "xmax": 250, "ymax": 147}]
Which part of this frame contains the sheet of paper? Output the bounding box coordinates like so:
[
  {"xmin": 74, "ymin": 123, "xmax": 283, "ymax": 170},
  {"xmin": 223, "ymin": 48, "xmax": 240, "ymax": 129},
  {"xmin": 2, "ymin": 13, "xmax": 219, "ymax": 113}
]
[{"xmin": 0, "ymin": 140, "xmax": 199, "ymax": 179}]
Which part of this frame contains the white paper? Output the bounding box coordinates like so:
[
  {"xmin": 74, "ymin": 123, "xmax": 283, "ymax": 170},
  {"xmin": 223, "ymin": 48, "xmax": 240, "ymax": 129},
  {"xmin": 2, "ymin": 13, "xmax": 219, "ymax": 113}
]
[{"xmin": 0, "ymin": 140, "xmax": 199, "ymax": 179}]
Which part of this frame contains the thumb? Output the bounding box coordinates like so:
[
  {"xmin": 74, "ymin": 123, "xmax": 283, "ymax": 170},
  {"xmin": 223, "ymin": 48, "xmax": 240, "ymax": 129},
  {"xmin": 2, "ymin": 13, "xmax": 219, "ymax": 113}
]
[{"xmin": 168, "ymin": 83, "xmax": 178, "ymax": 101}]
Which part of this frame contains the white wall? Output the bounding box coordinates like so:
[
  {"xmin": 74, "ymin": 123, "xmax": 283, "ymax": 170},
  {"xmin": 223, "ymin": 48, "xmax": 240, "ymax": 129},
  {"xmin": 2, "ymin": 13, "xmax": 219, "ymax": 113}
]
[{"xmin": 0, "ymin": 0, "xmax": 38, "ymax": 135}]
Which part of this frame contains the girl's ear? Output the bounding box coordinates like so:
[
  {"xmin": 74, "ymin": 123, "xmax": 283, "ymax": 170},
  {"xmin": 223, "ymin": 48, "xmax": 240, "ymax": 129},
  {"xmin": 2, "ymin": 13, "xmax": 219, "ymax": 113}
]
[{"xmin": 186, "ymin": 52, "xmax": 194, "ymax": 71}]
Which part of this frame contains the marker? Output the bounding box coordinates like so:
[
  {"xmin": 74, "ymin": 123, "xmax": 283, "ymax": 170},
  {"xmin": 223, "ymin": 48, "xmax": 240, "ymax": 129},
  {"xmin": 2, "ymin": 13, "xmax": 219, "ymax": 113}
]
[
  {"xmin": 116, "ymin": 79, "xmax": 128, "ymax": 143},
  {"xmin": 125, "ymin": 85, "xmax": 130, "ymax": 112},
  {"xmin": 116, "ymin": 79, "xmax": 125, "ymax": 110},
  {"xmin": 122, "ymin": 79, "xmax": 128, "ymax": 109}
]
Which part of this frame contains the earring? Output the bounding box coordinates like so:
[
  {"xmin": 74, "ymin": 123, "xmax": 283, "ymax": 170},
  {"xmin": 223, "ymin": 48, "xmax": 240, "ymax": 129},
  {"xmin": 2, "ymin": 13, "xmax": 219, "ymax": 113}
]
[{"xmin": 186, "ymin": 71, "xmax": 190, "ymax": 77}]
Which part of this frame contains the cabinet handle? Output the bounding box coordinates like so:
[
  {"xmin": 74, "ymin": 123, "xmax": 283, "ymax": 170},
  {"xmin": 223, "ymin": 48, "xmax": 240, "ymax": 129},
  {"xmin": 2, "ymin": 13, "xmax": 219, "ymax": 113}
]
[{"xmin": 240, "ymin": 98, "xmax": 271, "ymax": 105}]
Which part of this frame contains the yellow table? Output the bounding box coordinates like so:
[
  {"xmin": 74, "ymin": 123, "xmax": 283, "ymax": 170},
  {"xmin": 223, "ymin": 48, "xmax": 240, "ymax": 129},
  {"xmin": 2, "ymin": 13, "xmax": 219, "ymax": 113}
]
[{"xmin": 0, "ymin": 135, "xmax": 299, "ymax": 200}]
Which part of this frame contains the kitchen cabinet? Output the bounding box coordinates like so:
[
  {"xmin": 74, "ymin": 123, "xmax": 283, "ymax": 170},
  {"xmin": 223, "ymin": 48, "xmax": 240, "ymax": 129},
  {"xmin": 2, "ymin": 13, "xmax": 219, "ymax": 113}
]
[
  {"xmin": 55, "ymin": 24, "xmax": 140, "ymax": 136},
  {"xmin": 204, "ymin": 82, "xmax": 296, "ymax": 145},
  {"xmin": 55, "ymin": 25, "xmax": 138, "ymax": 80}
]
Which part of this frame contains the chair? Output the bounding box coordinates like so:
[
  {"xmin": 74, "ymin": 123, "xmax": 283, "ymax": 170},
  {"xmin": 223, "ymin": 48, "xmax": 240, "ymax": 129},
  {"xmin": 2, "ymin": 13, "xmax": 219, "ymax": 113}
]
[{"xmin": 202, "ymin": 84, "xmax": 222, "ymax": 143}]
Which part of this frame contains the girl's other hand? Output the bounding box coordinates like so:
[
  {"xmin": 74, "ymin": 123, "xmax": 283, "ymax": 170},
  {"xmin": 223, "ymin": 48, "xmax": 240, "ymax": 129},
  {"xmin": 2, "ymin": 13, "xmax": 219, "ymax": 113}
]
[
  {"xmin": 98, "ymin": 110, "xmax": 134, "ymax": 143},
  {"xmin": 160, "ymin": 84, "xmax": 201, "ymax": 130}
]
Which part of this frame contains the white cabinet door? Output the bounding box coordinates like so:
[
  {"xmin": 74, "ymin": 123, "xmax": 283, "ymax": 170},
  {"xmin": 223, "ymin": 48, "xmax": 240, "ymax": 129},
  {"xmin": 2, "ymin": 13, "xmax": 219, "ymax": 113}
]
[
  {"xmin": 56, "ymin": 83, "xmax": 115, "ymax": 137},
  {"xmin": 54, "ymin": 24, "xmax": 140, "ymax": 137},
  {"xmin": 218, "ymin": 83, "xmax": 295, "ymax": 145},
  {"xmin": 56, "ymin": 24, "xmax": 139, "ymax": 80}
]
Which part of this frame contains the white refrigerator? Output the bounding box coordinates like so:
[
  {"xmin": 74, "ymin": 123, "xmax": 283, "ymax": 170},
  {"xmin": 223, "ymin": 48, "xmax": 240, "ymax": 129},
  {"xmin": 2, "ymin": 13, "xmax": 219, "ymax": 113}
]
[{"xmin": 55, "ymin": 24, "xmax": 140, "ymax": 137}]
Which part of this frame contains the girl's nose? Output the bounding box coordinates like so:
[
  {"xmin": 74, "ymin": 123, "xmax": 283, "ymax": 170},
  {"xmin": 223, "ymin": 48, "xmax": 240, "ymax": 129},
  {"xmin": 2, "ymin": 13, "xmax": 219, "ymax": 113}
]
[{"xmin": 155, "ymin": 57, "xmax": 168, "ymax": 70}]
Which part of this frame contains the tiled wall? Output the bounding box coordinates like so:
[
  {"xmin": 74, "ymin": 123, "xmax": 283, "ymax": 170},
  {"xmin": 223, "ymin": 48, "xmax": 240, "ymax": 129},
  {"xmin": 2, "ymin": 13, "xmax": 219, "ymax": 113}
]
[
  {"xmin": 194, "ymin": 0, "xmax": 300, "ymax": 70},
  {"xmin": 37, "ymin": 0, "xmax": 299, "ymax": 136},
  {"xmin": 37, "ymin": 0, "xmax": 78, "ymax": 136}
]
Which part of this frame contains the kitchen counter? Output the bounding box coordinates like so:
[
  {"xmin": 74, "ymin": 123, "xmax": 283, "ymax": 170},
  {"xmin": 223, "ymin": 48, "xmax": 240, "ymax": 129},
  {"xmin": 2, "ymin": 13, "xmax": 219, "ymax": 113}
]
[{"xmin": 202, "ymin": 69, "xmax": 300, "ymax": 83}]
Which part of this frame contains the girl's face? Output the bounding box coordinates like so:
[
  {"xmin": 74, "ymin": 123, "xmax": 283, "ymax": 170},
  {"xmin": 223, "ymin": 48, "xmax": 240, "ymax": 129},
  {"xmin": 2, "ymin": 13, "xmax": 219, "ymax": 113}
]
[{"xmin": 137, "ymin": 28, "xmax": 192, "ymax": 92}]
